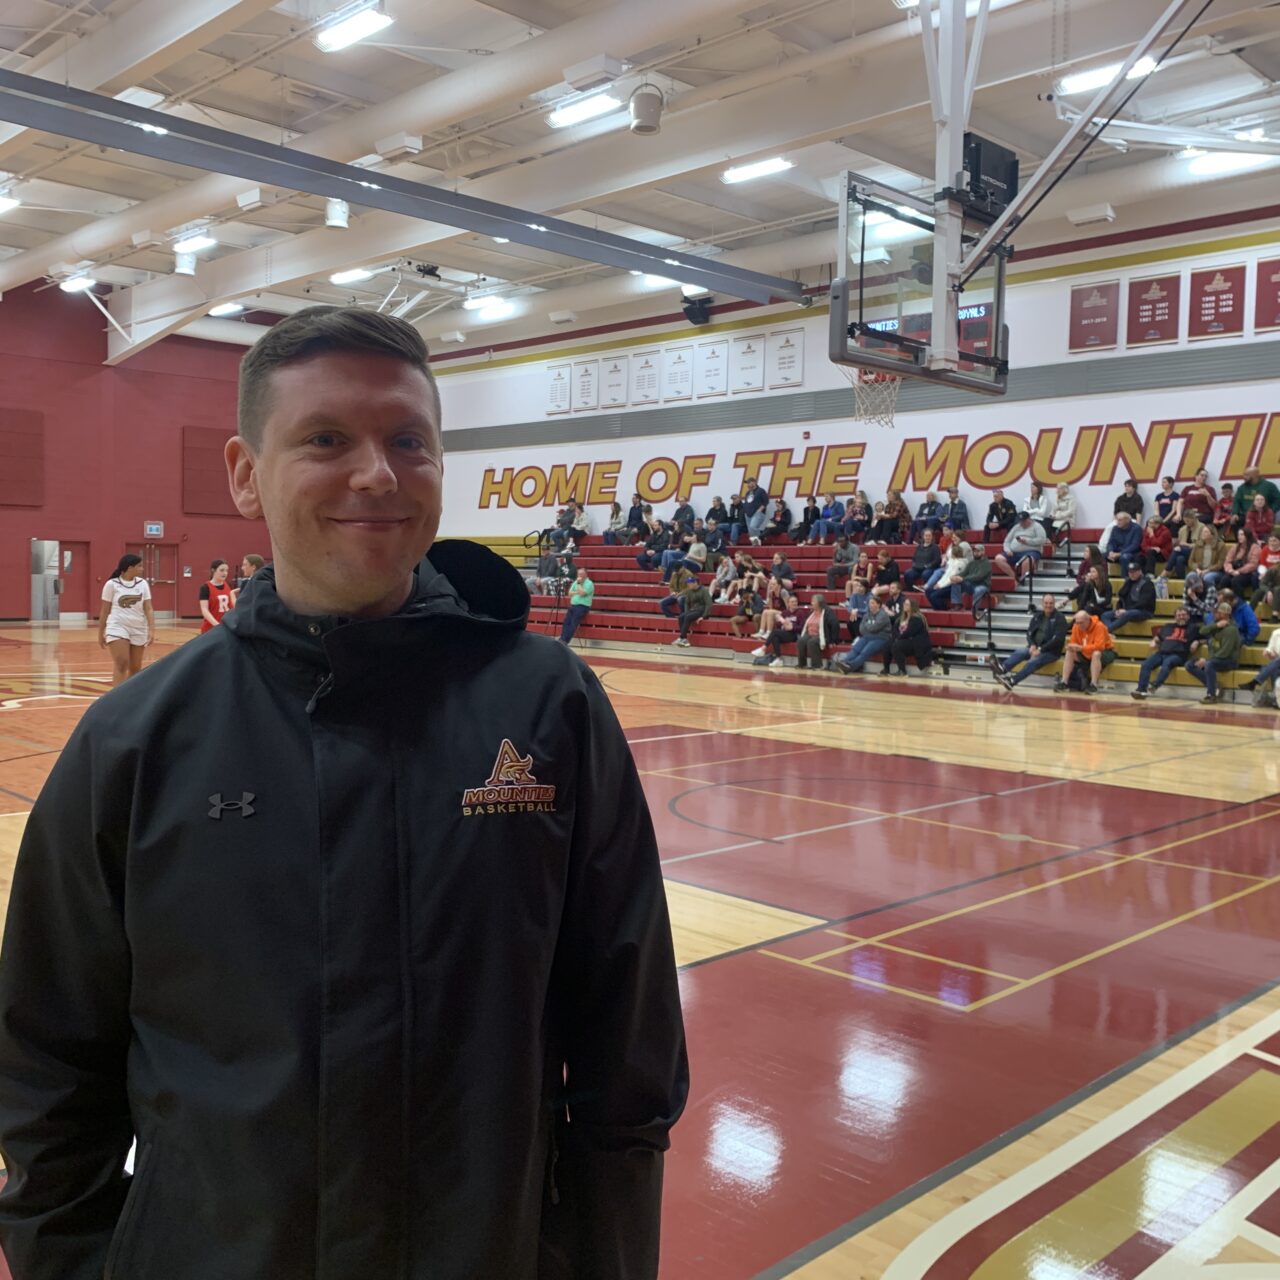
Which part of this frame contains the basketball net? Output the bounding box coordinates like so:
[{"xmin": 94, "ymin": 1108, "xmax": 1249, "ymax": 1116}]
[{"xmin": 838, "ymin": 365, "xmax": 902, "ymax": 429}]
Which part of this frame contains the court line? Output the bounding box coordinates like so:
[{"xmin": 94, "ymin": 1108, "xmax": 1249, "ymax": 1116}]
[
  {"xmin": 0, "ymin": 784, "xmax": 35, "ymax": 805},
  {"xmin": 640, "ymin": 744, "xmax": 829, "ymax": 777},
  {"xmin": 759, "ymin": 947, "xmax": 978, "ymax": 1009},
  {"xmin": 826, "ymin": 932, "xmax": 1022, "ymax": 982},
  {"xmin": 0, "ymin": 810, "xmax": 29, "ymax": 820},
  {"xmin": 627, "ymin": 717, "xmax": 831, "ymax": 746},
  {"xmin": 1248, "ymin": 1048, "xmax": 1280, "ymax": 1069}
]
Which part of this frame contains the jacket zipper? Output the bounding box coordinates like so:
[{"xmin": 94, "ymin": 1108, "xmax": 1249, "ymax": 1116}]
[{"xmin": 305, "ymin": 672, "xmax": 335, "ymax": 715}]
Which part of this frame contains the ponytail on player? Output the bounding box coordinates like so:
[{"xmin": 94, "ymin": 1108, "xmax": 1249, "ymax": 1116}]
[{"xmin": 111, "ymin": 554, "xmax": 142, "ymax": 581}]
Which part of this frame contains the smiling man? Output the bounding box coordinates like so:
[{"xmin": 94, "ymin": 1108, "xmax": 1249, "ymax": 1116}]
[{"xmin": 0, "ymin": 308, "xmax": 688, "ymax": 1280}]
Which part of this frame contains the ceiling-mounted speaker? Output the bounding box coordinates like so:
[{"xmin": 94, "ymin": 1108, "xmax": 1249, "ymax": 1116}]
[{"xmin": 629, "ymin": 85, "xmax": 664, "ymax": 136}]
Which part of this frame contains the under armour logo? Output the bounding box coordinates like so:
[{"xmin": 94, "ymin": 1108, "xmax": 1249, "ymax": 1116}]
[{"xmin": 208, "ymin": 792, "xmax": 256, "ymax": 819}]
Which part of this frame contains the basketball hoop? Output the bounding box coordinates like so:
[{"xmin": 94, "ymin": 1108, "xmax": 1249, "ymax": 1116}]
[{"xmin": 839, "ymin": 365, "xmax": 902, "ymax": 429}]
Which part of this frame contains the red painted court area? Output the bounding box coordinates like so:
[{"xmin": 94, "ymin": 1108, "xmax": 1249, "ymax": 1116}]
[{"xmin": 639, "ymin": 725, "xmax": 1280, "ymax": 1279}]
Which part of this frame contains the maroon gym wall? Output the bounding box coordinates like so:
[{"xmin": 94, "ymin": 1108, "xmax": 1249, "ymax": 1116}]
[{"xmin": 0, "ymin": 285, "xmax": 265, "ymax": 620}]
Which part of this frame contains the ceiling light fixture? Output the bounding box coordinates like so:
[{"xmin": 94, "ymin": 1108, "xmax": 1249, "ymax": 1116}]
[
  {"xmin": 329, "ymin": 267, "xmax": 374, "ymax": 284},
  {"xmin": 1056, "ymin": 56, "xmax": 1158, "ymax": 97},
  {"xmin": 492, "ymin": 236, "xmax": 510, "ymax": 243},
  {"xmin": 314, "ymin": 0, "xmax": 392, "ymax": 53},
  {"xmin": 173, "ymin": 232, "xmax": 216, "ymax": 254},
  {"xmin": 680, "ymin": 283, "xmax": 710, "ymax": 298},
  {"xmin": 721, "ymin": 156, "xmax": 793, "ymax": 184},
  {"xmin": 461, "ymin": 296, "xmax": 489, "ymax": 311},
  {"xmin": 477, "ymin": 300, "xmax": 515, "ymax": 322},
  {"xmin": 1187, "ymin": 150, "xmax": 1273, "ymax": 176},
  {"xmin": 59, "ymin": 275, "xmax": 96, "ymax": 293},
  {"xmin": 547, "ymin": 92, "xmax": 622, "ymax": 129},
  {"xmin": 641, "ymin": 274, "xmax": 678, "ymax": 288},
  {"xmin": 209, "ymin": 302, "xmax": 244, "ymax": 317},
  {"xmin": 1234, "ymin": 126, "xmax": 1266, "ymax": 142},
  {"xmin": 324, "ymin": 198, "xmax": 350, "ymax": 228}
]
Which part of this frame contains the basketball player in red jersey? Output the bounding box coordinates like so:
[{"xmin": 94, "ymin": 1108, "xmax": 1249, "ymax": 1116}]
[{"xmin": 198, "ymin": 559, "xmax": 234, "ymax": 632}]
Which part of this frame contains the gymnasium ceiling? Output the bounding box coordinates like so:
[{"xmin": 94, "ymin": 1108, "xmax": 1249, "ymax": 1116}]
[{"xmin": 0, "ymin": 0, "xmax": 1278, "ymax": 358}]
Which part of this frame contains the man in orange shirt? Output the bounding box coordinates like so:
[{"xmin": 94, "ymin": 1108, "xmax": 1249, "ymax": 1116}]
[{"xmin": 1056, "ymin": 609, "xmax": 1114, "ymax": 694}]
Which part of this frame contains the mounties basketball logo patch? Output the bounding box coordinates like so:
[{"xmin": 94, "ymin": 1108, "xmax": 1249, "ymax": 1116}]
[{"xmin": 462, "ymin": 739, "xmax": 557, "ymax": 815}]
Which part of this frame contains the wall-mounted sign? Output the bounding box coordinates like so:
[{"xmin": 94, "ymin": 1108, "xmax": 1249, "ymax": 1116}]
[
  {"xmin": 695, "ymin": 340, "xmax": 729, "ymax": 398},
  {"xmin": 545, "ymin": 364, "xmax": 571, "ymax": 415},
  {"xmin": 662, "ymin": 345, "xmax": 694, "ymax": 403},
  {"xmin": 571, "ymin": 358, "xmax": 600, "ymax": 412},
  {"xmin": 767, "ymin": 329, "xmax": 805, "ymax": 388},
  {"xmin": 144, "ymin": 520, "xmax": 164, "ymax": 538},
  {"xmin": 629, "ymin": 349, "xmax": 661, "ymax": 405},
  {"xmin": 1126, "ymin": 273, "xmax": 1181, "ymax": 347},
  {"xmin": 1188, "ymin": 263, "xmax": 1246, "ymax": 340},
  {"xmin": 601, "ymin": 356, "xmax": 629, "ymax": 407},
  {"xmin": 1256, "ymin": 257, "xmax": 1280, "ymax": 334},
  {"xmin": 730, "ymin": 334, "xmax": 766, "ymax": 393},
  {"xmin": 1068, "ymin": 280, "xmax": 1120, "ymax": 353}
]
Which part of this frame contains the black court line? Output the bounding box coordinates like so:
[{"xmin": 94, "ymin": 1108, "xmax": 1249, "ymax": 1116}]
[
  {"xmin": 0, "ymin": 783, "xmax": 35, "ymax": 805},
  {"xmin": 753, "ymin": 971, "xmax": 1280, "ymax": 1279}
]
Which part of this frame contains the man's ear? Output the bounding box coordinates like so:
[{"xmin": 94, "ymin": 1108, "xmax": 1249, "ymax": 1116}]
[{"xmin": 225, "ymin": 435, "xmax": 263, "ymax": 521}]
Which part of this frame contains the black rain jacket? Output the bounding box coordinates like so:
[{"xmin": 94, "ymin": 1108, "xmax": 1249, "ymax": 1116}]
[{"xmin": 0, "ymin": 540, "xmax": 688, "ymax": 1280}]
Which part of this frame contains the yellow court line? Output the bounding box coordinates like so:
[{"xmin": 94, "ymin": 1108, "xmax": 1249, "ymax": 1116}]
[
  {"xmin": 825, "ymin": 932, "xmax": 1022, "ymax": 982},
  {"xmin": 1139, "ymin": 856, "xmax": 1269, "ymax": 882},
  {"xmin": 759, "ymin": 948, "xmax": 970, "ymax": 1009}
]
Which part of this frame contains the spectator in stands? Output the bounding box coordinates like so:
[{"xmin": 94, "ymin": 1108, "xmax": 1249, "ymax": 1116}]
[
  {"xmin": 1186, "ymin": 523, "xmax": 1227, "ymax": 582},
  {"xmin": 1154, "ymin": 476, "xmax": 1182, "ymax": 533},
  {"xmin": 726, "ymin": 494, "xmax": 747, "ymax": 545},
  {"xmin": 683, "ymin": 530, "xmax": 709, "ymax": 578},
  {"xmin": 558, "ymin": 567, "xmax": 594, "ymax": 644},
  {"xmin": 850, "ymin": 549, "xmax": 874, "ymax": 590},
  {"xmin": 843, "ymin": 491, "xmax": 873, "ymax": 541},
  {"xmin": 635, "ymin": 517, "xmax": 670, "ymax": 571},
  {"xmin": 1234, "ymin": 466, "xmax": 1280, "ymax": 531},
  {"xmin": 1217, "ymin": 588, "xmax": 1260, "ymax": 645},
  {"xmin": 1130, "ymin": 606, "xmax": 1197, "ymax": 699},
  {"xmin": 1245, "ymin": 491, "xmax": 1276, "ymax": 543},
  {"xmin": 711, "ymin": 549, "xmax": 738, "ymax": 602},
  {"xmin": 881, "ymin": 580, "xmax": 906, "ymax": 618},
  {"xmin": 870, "ymin": 548, "xmax": 900, "ymax": 598},
  {"xmin": 888, "ymin": 598, "xmax": 948, "ymax": 676},
  {"xmin": 671, "ymin": 575, "xmax": 712, "ymax": 647},
  {"xmin": 1138, "ymin": 515, "xmax": 1173, "ymax": 576},
  {"xmin": 1057, "ymin": 610, "xmax": 1114, "ymax": 694},
  {"xmin": 903, "ymin": 528, "xmax": 942, "ymax": 589},
  {"xmin": 625, "ymin": 493, "xmax": 647, "ymax": 543},
  {"xmin": 722, "ymin": 552, "xmax": 765, "ymax": 603},
  {"xmin": 1048, "ymin": 482, "xmax": 1077, "ymax": 545},
  {"xmin": 866, "ymin": 501, "xmax": 891, "ymax": 543},
  {"xmin": 1186, "ymin": 602, "xmax": 1240, "ymax": 703},
  {"xmin": 984, "ymin": 489, "xmax": 1017, "ymax": 536},
  {"xmin": 940, "ymin": 486, "xmax": 970, "ymax": 533},
  {"xmin": 1242, "ymin": 624, "xmax": 1280, "ymax": 704},
  {"xmin": 795, "ymin": 592, "xmax": 841, "ymax": 670},
  {"xmin": 1219, "ymin": 528, "xmax": 1261, "ymax": 594},
  {"xmin": 1075, "ymin": 544, "xmax": 1105, "ymax": 588},
  {"xmin": 703, "ymin": 519, "xmax": 726, "ymax": 571},
  {"xmin": 1251, "ymin": 532, "xmax": 1280, "ymax": 619},
  {"xmin": 1069, "ymin": 563, "xmax": 1112, "ymax": 618},
  {"xmin": 792, "ymin": 496, "xmax": 821, "ymax": 544},
  {"xmin": 762, "ymin": 498, "xmax": 792, "ymax": 541},
  {"xmin": 1116, "ymin": 478, "xmax": 1144, "ymax": 521},
  {"xmin": 705, "ymin": 496, "xmax": 729, "ymax": 527},
  {"xmin": 770, "ymin": 551, "xmax": 796, "ymax": 592},
  {"xmin": 755, "ymin": 592, "xmax": 801, "ymax": 667},
  {"xmin": 567, "ymin": 501, "xmax": 590, "ymax": 548},
  {"xmin": 670, "ymin": 493, "xmax": 695, "ymax": 534},
  {"xmin": 1104, "ymin": 510, "xmax": 1143, "ymax": 576},
  {"xmin": 658, "ymin": 564, "xmax": 697, "ymax": 618},
  {"xmin": 742, "ymin": 477, "xmax": 771, "ymax": 544},
  {"xmin": 1178, "ymin": 571, "xmax": 1208, "ymax": 627},
  {"xmin": 994, "ymin": 511, "xmax": 1047, "ymax": 583},
  {"xmin": 729, "ymin": 584, "xmax": 761, "ymax": 638},
  {"xmin": 909, "ymin": 491, "xmax": 944, "ymax": 542},
  {"xmin": 533, "ymin": 549, "xmax": 571, "ymax": 595},
  {"xmin": 993, "ymin": 593, "xmax": 1067, "ymax": 689},
  {"xmin": 754, "ymin": 580, "xmax": 787, "ymax": 640},
  {"xmin": 547, "ymin": 504, "xmax": 576, "ymax": 550},
  {"xmin": 1102, "ymin": 563, "xmax": 1157, "ymax": 633},
  {"xmin": 602, "ymin": 501, "xmax": 628, "ymax": 545},
  {"xmin": 843, "ymin": 577, "xmax": 871, "ymax": 641},
  {"xmin": 1165, "ymin": 509, "xmax": 1203, "ymax": 579},
  {"xmin": 1024, "ymin": 482, "xmax": 1052, "ymax": 531},
  {"xmin": 834, "ymin": 596, "xmax": 893, "ymax": 673},
  {"xmin": 952, "ymin": 543, "xmax": 993, "ymax": 613},
  {"xmin": 1212, "ymin": 484, "xmax": 1235, "ymax": 538},
  {"xmin": 808, "ymin": 494, "xmax": 846, "ymax": 544},
  {"xmin": 882, "ymin": 489, "xmax": 911, "ymax": 543},
  {"xmin": 926, "ymin": 535, "xmax": 973, "ymax": 606},
  {"xmin": 826, "ymin": 536, "xmax": 859, "ymax": 591},
  {"xmin": 1180, "ymin": 469, "xmax": 1217, "ymax": 528}
]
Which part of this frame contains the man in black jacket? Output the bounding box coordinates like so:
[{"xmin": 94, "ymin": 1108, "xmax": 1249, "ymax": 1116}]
[
  {"xmin": 1132, "ymin": 606, "xmax": 1199, "ymax": 698},
  {"xmin": 0, "ymin": 307, "xmax": 688, "ymax": 1280},
  {"xmin": 1102, "ymin": 562, "xmax": 1157, "ymax": 633},
  {"xmin": 993, "ymin": 594, "xmax": 1068, "ymax": 689},
  {"xmin": 901, "ymin": 528, "xmax": 942, "ymax": 589}
]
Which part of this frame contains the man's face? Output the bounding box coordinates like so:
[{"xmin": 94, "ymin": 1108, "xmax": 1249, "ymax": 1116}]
[
  {"xmin": 994, "ymin": 490, "xmax": 1004, "ymax": 501},
  {"xmin": 1175, "ymin": 609, "xmax": 1189, "ymax": 624},
  {"xmin": 1246, "ymin": 468, "xmax": 1261, "ymax": 484},
  {"xmin": 226, "ymin": 352, "xmax": 443, "ymax": 619},
  {"xmin": 923, "ymin": 529, "xmax": 934, "ymax": 544},
  {"xmin": 240, "ymin": 558, "xmax": 252, "ymax": 578},
  {"xmin": 868, "ymin": 597, "xmax": 880, "ymax": 612},
  {"xmin": 1042, "ymin": 595, "xmax": 1055, "ymax": 612},
  {"xmin": 1074, "ymin": 611, "xmax": 1089, "ymax": 627},
  {"xmin": 1117, "ymin": 513, "xmax": 1131, "ymax": 524}
]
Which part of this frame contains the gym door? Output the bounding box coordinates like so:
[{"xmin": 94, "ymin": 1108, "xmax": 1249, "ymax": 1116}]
[{"xmin": 126, "ymin": 543, "xmax": 178, "ymax": 619}]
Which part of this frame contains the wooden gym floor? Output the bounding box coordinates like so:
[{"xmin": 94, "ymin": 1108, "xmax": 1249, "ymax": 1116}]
[{"xmin": 1, "ymin": 624, "xmax": 1279, "ymax": 1279}]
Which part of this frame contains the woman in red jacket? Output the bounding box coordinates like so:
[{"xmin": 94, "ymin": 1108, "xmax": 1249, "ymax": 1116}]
[
  {"xmin": 1138, "ymin": 516, "xmax": 1173, "ymax": 576},
  {"xmin": 1245, "ymin": 492, "xmax": 1276, "ymax": 542}
]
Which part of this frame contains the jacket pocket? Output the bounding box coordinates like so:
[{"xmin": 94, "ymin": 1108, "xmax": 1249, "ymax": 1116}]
[{"xmin": 104, "ymin": 1139, "xmax": 159, "ymax": 1280}]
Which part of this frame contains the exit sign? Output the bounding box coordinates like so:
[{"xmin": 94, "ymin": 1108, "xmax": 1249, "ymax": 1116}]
[{"xmin": 143, "ymin": 521, "xmax": 164, "ymax": 538}]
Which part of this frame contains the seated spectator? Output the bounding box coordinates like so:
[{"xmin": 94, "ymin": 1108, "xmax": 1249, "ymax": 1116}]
[
  {"xmin": 762, "ymin": 499, "xmax": 793, "ymax": 541},
  {"xmin": 940, "ymin": 486, "xmax": 970, "ymax": 533},
  {"xmin": 866, "ymin": 501, "xmax": 892, "ymax": 543},
  {"xmin": 1212, "ymin": 484, "xmax": 1235, "ymax": 539},
  {"xmin": 826, "ymin": 535, "xmax": 859, "ymax": 591},
  {"xmin": 703, "ymin": 519, "xmax": 726, "ymax": 569},
  {"xmin": 950, "ymin": 543, "xmax": 993, "ymax": 614},
  {"xmin": 754, "ymin": 584, "xmax": 788, "ymax": 641},
  {"xmin": 726, "ymin": 494, "xmax": 747, "ymax": 545},
  {"xmin": 1024, "ymin": 482, "xmax": 1052, "ymax": 531},
  {"xmin": 1068, "ymin": 564, "xmax": 1112, "ymax": 617},
  {"xmin": 1154, "ymin": 476, "xmax": 1182, "ymax": 533},
  {"xmin": 1245, "ymin": 492, "xmax": 1276, "ymax": 543},
  {"xmin": 754, "ymin": 592, "xmax": 801, "ymax": 667},
  {"xmin": 887, "ymin": 598, "xmax": 949, "ymax": 676},
  {"xmin": 808, "ymin": 493, "xmax": 846, "ymax": 544},
  {"xmin": 881, "ymin": 580, "xmax": 905, "ymax": 618},
  {"xmin": 833, "ymin": 596, "xmax": 893, "ymax": 673},
  {"xmin": 1180, "ymin": 468, "xmax": 1217, "ymax": 528},
  {"xmin": 1048, "ymin": 482, "xmax": 1077, "ymax": 545},
  {"xmin": 1165, "ymin": 509, "xmax": 1203, "ymax": 579},
  {"xmin": 1220, "ymin": 528, "xmax": 1261, "ymax": 594},
  {"xmin": 926, "ymin": 536, "xmax": 973, "ymax": 606},
  {"xmin": 625, "ymin": 493, "xmax": 647, "ymax": 542},
  {"xmin": 1057, "ymin": 610, "xmax": 1114, "ymax": 694},
  {"xmin": 1074, "ymin": 545, "xmax": 1105, "ymax": 589},
  {"xmin": 670, "ymin": 576, "xmax": 712, "ymax": 648},
  {"xmin": 567, "ymin": 501, "xmax": 590, "ymax": 548},
  {"xmin": 843, "ymin": 491, "xmax": 873, "ymax": 541},
  {"xmin": 870, "ymin": 548, "xmax": 900, "ymax": 598},
  {"xmin": 729, "ymin": 585, "xmax": 761, "ymax": 638},
  {"xmin": 670, "ymin": 494, "xmax": 695, "ymax": 535},
  {"xmin": 909, "ymin": 491, "xmax": 944, "ymax": 542},
  {"xmin": 794, "ymin": 593, "xmax": 841, "ymax": 669},
  {"xmin": 1251, "ymin": 532, "xmax": 1280, "ymax": 619},
  {"xmin": 635, "ymin": 518, "xmax": 670, "ymax": 571},
  {"xmin": 1138, "ymin": 515, "xmax": 1172, "ymax": 576},
  {"xmin": 792, "ymin": 496, "xmax": 821, "ymax": 544},
  {"xmin": 1115, "ymin": 478, "xmax": 1144, "ymax": 522},
  {"xmin": 1104, "ymin": 511, "xmax": 1142, "ymax": 576},
  {"xmin": 993, "ymin": 594, "xmax": 1067, "ymax": 690},
  {"xmin": 1185, "ymin": 602, "xmax": 1241, "ymax": 703},
  {"xmin": 770, "ymin": 551, "xmax": 796, "ymax": 591},
  {"xmin": 658, "ymin": 564, "xmax": 697, "ymax": 618},
  {"xmin": 533, "ymin": 549, "xmax": 572, "ymax": 595},
  {"xmin": 1131, "ymin": 606, "xmax": 1198, "ymax": 699},
  {"xmin": 1217, "ymin": 588, "xmax": 1260, "ymax": 645},
  {"xmin": 1234, "ymin": 466, "xmax": 1280, "ymax": 532},
  {"xmin": 1242, "ymin": 623, "xmax": 1280, "ymax": 706},
  {"xmin": 683, "ymin": 532, "xmax": 709, "ymax": 577},
  {"xmin": 984, "ymin": 489, "xmax": 1017, "ymax": 537},
  {"xmin": 725, "ymin": 552, "xmax": 766, "ymax": 602},
  {"xmin": 882, "ymin": 489, "xmax": 911, "ymax": 543},
  {"xmin": 705, "ymin": 496, "xmax": 729, "ymax": 527},
  {"xmin": 558, "ymin": 567, "xmax": 594, "ymax": 644},
  {"xmin": 849, "ymin": 549, "xmax": 874, "ymax": 590},
  {"xmin": 902, "ymin": 528, "xmax": 942, "ymax": 589},
  {"xmin": 602, "ymin": 501, "xmax": 628, "ymax": 545},
  {"xmin": 1102, "ymin": 563, "xmax": 1157, "ymax": 633},
  {"xmin": 711, "ymin": 549, "xmax": 738, "ymax": 602},
  {"xmin": 547, "ymin": 504, "xmax": 576, "ymax": 550},
  {"xmin": 994, "ymin": 512, "xmax": 1047, "ymax": 583},
  {"xmin": 1182, "ymin": 572, "xmax": 1211, "ymax": 630},
  {"xmin": 1186, "ymin": 523, "xmax": 1227, "ymax": 582},
  {"xmin": 843, "ymin": 577, "xmax": 871, "ymax": 641}
]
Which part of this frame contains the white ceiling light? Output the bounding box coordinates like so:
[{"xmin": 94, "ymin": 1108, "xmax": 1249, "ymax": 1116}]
[
  {"xmin": 59, "ymin": 275, "xmax": 95, "ymax": 292},
  {"xmin": 1234, "ymin": 127, "xmax": 1267, "ymax": 142},
  {"xmin": 680, "ymin": 283, "xmax": 710, "ymax": 298},
  {"xmin": 174, "ymin": 251, "xmax": 197, "ymax": 276},
  {"xmin": 209, "ymin": 302, "xmax": 244, "ymax": 317},
  {"xmin": 641, "ymin": 274, "xmax": 678, "ymax": 288},
  {"xmin": 722, "ymin": 157, "xmax": 793, "ymax": 184},
  {"xmin": 173, "ymin": 232, "xmax": 216, "ymax": 254},
  {"xmin": 477, "ymin": 300, "xmax": 515, "ymax": 322},
  {"xmin": 492, "ymin": 236, "xmax": 510, "ymax": 244},
  {"xmin": 314, "ymin": 0, "xmax": 393, "ymax": 53},
  {"xmin": 461, "ymin": 296, "xmax": 489, "ymax": 310},
  {"xmin": 1187, "ymin": 151, "xmax": 1273, "ymax": 176},
  {"xmin": 0, "ymin": 194, "xmax": 19, "ymax": 215},
  {"xmin": 1056, "ymin": 56, "xmax": 1157, "ymax": 97},
  {"xmin": 547, "ymin": 93, "xmax": 623, "ymax": 130},
  {"xmin": 325, "ymin": 198, "xmax": 350, "ymax": 228},
  {"xmin": 329, "ymin": 267, "xmax": 374, "ymax": 284}
]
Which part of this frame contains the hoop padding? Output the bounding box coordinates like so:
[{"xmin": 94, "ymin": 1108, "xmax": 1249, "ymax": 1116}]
[{"xmin": 838, "ymin": 365, "xmax": 903, "ymax": 428}]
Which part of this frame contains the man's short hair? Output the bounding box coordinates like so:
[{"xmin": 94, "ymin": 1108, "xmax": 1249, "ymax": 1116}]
[
  {"xmin": 243, "ymin": 553, "xmax": 265, "ymax": 571},
  {"xmin": 237, "ymin": 305, "xmax": 440, "ymax": 448}
]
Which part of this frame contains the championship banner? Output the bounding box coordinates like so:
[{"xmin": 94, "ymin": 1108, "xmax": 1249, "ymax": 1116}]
[
  {"xmin": 1188, "ymin": 263, "xmax": 1246, "ymax": 341},
  {"xmin": 1126, "ymin": 273, "xmax": 1181, "ymax": 347},
  {"xmin": 1068, "ymin": 280, "xmax": 1120, "ymax": 353},
  {"xmin": 1255, "ymin": 257, "xmax": 1280, "ymax": 335}
]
